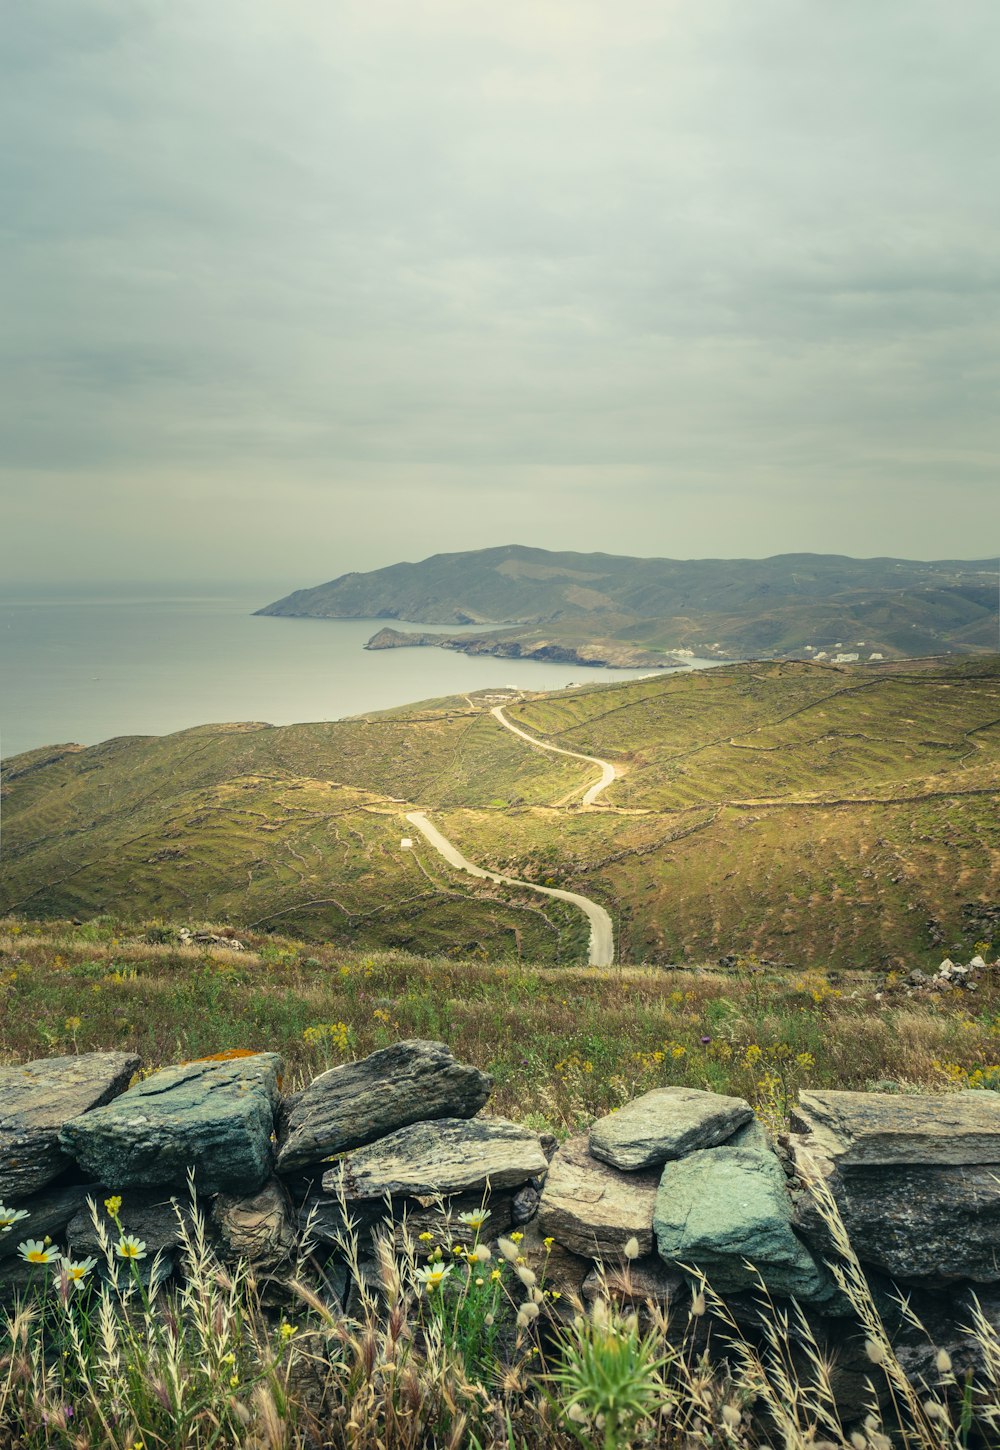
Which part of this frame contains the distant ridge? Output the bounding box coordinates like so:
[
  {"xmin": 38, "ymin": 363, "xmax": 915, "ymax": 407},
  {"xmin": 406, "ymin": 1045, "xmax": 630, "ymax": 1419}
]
[{"xmin": 257, "ymin": 546, "xmax": 998, "ymax": 665}]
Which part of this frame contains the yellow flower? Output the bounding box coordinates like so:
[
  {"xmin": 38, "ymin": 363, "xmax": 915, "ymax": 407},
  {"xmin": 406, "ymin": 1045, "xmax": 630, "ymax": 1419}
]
[
  {"xmin": 116, "ymin": 1235, "xmax": 147, "ymax": 1261},
  {"xmin": 104, "ymin": 1195, "xmax": 123, "ymax": 1217},
  {"xmin": 279, "ymin": 1322, "xmax": 297, "ymax": 1340},
  {"xmin": 418, "ymin": 1231, "xmax": 434, "ymax": 1243},
  {"xmin": 491, "ymin": 1269, "xmax": 502, "ymax": 1282},
  {"xmin": 543, "ymin": 1237, "xmax": 554, "ymax": 1250},
  {"xmin": 510, "ymin": 1231, "xmax": 523, "ymax": 1245},
  {"xmin": 230, "ymin": 1374, "xmax": 239, "ymax": 1387}
]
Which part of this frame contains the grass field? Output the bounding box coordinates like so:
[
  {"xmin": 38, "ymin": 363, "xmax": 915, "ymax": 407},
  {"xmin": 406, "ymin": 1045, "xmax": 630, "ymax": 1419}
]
[
  {"xmin": 2, "ymin": 918, "xmax": 998, "ymax": 1133},
  {"xmin": 3, "ymin": 657, "xmax": 997, "ymax": 968}
]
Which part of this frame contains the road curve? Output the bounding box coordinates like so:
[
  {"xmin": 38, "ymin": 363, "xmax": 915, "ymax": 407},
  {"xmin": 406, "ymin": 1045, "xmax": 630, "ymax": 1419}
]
[
  {"xmin": 491, "ymin": 706, "xmax": 617, "ymax": 806},
  {"xmin": 405, "ymin": 810, "xmax": 615, "ymax": 967}
]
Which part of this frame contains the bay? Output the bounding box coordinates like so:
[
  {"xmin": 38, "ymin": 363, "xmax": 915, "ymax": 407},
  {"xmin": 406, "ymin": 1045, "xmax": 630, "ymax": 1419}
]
[{"xmin": 0, "ymin": 582, "xmax": 716, "ymax": 758}]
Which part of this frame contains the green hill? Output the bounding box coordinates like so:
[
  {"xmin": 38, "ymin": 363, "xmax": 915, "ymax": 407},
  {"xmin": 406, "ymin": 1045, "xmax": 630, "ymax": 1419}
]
[
  {"xmin": 2, "ymin": 657, "xmax": 998, "ymax": 969},
  {"xmin": 257, "ymin": 544, "xmax": 998, "ymax": 664}
]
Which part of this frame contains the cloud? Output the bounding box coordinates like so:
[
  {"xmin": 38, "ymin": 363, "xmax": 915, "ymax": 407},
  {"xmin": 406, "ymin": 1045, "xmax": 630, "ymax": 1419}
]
[{"xmin": 1, "ymin": 0, "xmax": 998, "ymax": 580}]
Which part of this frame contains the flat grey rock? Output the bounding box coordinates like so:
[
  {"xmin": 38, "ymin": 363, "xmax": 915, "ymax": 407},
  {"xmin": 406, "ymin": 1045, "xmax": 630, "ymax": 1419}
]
[
  {"xmin": 537, "ymin": 1136, "xmax": 660, "ymax": 1258},
  {"xmin": 323, "ymin": 1116, "xmax": 546, "ymax": 1202},
  {"xmin": 790, "ymin": 1133, "xmax": 1000, "ymax": 1283},
  {"xmin": 589, "ymin": 1087, "xmax": 753, "ymax": 1171},
  {"xmin": 791, "ymin": 1089, "xmax": 1000, "ymax": 1168},
  {"xmin": 60, "ymin": 1054, "xmax": 282, "ymax": 1194},
  {"xmin": 0, "ymin": 1052, "xmax": 140, "ymax": 1198},
  {"xmin": 278, "ymin": 1039, "xmax": 491, "ymax": 1174},
  {"xmin": 655, "ymin": 1144, "xmax": 836, "ymax": 1306}
]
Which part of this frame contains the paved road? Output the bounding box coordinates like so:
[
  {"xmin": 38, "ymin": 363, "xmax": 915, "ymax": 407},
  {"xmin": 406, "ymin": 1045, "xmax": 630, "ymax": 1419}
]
[
  {"xmin": 490, "ymin": 706, "xmax": 617, "ymax": 806},
  {"xmin": 405, "ymin": 810, "xmax": 615, "ymax": 967}
]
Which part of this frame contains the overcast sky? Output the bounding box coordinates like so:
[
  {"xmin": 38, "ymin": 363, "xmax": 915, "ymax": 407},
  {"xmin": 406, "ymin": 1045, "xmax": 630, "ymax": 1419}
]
[{"xmin": 2, "ymin": 0, "xmax": 998, "ymax": 586}]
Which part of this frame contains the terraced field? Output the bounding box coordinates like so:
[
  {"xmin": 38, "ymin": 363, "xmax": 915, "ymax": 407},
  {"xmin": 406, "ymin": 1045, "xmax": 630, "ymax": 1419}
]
[{"xmin": 3, "ymin": 657, "xmax": 997, "ymax": 968}]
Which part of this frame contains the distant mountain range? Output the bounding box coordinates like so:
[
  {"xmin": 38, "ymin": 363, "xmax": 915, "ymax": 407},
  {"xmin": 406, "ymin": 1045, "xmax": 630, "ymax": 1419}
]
[{"xmin": 257, "ymin": 546, "xmax": 998, "ymax": 667}]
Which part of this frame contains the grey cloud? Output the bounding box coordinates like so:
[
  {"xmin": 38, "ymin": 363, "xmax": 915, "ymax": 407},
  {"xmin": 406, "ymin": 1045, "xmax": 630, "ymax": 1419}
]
[{"xmin": 1, "ymin": 0, "xmax": 998, "ymax": 581}]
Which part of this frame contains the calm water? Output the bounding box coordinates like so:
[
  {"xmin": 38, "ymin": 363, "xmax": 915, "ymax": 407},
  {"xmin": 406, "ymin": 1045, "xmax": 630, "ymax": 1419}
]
[{"xmin": 0, "ymin": 583, "xmax": 715, "ymax": 758}]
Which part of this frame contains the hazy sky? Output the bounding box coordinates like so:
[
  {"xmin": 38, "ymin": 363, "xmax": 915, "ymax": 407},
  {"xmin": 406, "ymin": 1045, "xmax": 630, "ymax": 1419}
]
[{"xmin": 2, "ymin": 0, "xmax": 998, "ymax": 586}]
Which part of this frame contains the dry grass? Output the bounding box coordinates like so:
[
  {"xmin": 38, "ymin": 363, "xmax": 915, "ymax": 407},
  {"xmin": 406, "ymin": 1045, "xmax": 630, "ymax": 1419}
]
[{"xmin": 2, "ymin": 919, "xmax": 998, "ymax": 1131}]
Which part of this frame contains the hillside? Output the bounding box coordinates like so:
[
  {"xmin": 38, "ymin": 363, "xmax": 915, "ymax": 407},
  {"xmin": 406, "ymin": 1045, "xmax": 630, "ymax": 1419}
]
[
  {"xmin": 257, "ymin": 545, "xmax": 999, "ymax": 664},
  {"xmin": 2, "ymin": 656, "xmax": 997, "ymax": 970}
]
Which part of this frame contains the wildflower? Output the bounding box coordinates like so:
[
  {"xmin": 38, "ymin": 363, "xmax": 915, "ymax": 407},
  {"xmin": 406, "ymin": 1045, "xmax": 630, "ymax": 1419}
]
[
  {"xmin": 104, "ymin": 1195, "xmax": 123, "ymax": 1217},
  {"xmin": 623, "ymin": 1235, "xmax": 639, "ymax": 1259},
  {"xmin": 279, "ymin": 1322, "xmax": 297, "ymax": 1341},
  {"xmin": 415, "ymin": 1263, "xmax": 452, "ymax": 1293},
  {"xmin": 457, "ymin": 1208, "xmax": 491, "ymax": 1230},
  {"xmin": 543, "ymin": 1236, "xmax": 554, "ymax": 1250},
  {"xmin": 484, "ymin": 1312, "xmax": 495, "ymax": 1326},
  {"xmin": 61, "ymin": 1254, "xmax": 98, "ymax": 1287},
  {"xmin": 18, "ymin": 1239, "xmax": 60, "ymax": 1265},
  {"xmin": 491, "ymin": 1269, "xmax": 502, "ymax": 1282},
  {"xmin": 510, "ymin": 1231, "xmax": 523, "ymax": 1244},
  {"xmin": 475, "ymin": 1276, "xmax": 484, "ymax": 1287},
  {"xmin": 417, "ymin": 1231, "xmax": 434, "ymax": 1243},
  {"xmin": 700, "ymin": 1035, "xmax": 712, "ymax": 1045},
  {"xmin": 0, "ymin": 1204, "xmax": 30, "ymax": 1233},
  {"xmin": 230, "ymin": 1375, "xmax": 239, "ymax": 1387},
  {"xmin": 116, "ymin": 1235, "xmax": 147, "ymax": 1261}
]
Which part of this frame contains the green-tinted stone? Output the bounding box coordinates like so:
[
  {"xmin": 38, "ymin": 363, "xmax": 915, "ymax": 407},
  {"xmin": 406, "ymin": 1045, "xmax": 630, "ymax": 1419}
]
[
  {"xmin": 59, "ymin": 1055, "xmax": 282, "ymax": 1194},
  {"xmin": 654, "ymin": 1144, "xmax": 836, "ymax": 1306}
]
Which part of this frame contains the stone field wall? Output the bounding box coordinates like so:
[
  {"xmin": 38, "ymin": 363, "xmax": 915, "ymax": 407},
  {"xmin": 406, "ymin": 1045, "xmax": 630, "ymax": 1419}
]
[{"xmin": 3, "ymin": 1040, "xmax": 1000, "ymax": 1407}]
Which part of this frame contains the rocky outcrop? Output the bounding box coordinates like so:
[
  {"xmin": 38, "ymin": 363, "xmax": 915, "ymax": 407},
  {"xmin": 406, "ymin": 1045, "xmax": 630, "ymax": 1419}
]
[
  {"xmin": 325, "ymin": 1117, "xmax": 546, "ymax": 1202},
  {"xmin": 0, "ymin": 1052, "xmax": 139, "ymax": 1198},
  {"xmin": 589, "ymin": 1087, "xmax": 753, "ymax": 1170},
  {"xmin": 60, "ymin": 1054, "xmax": 282, "ymax": 1194},
  {"xmin": 277, "ymin": 1040, "xmax": 491, "ymax": 1174},
  {"xmin": 537, "ymin": 1135, "xmax": 660, "ymax": 1258}
]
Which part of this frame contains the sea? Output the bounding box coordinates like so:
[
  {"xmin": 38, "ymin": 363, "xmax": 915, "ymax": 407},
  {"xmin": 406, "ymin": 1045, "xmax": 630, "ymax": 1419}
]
[{"xmin": 0, "ymin": 582, "xmax": 720, "ymax": 759}]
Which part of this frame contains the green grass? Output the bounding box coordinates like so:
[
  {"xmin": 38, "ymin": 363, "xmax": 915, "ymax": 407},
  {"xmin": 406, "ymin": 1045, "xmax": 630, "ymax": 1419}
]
[
  {"xmin": 3, "ymin": 919, "xmax": 998, "ymax": 1132},
  {"xmin": 3, "ymin": 657, "xmax": 997, "ymax": 968}
]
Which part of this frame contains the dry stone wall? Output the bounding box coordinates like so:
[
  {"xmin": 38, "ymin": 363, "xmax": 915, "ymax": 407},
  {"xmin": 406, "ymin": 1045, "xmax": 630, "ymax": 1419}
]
[{"xmin": 3, "ymin": 1039, "xmax": 1000, "ymax": 1399}]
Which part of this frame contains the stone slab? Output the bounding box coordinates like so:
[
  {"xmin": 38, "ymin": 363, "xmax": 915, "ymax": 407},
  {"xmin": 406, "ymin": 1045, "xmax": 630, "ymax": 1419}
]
[
  {"xmin": 60, "ymin": 1054, "xmax": 282, "ymax": 1194},
  {"xmin": 792, "ymin": 1089, "xmax": 1000, "ymax": 1168},
  {"xmin": 537, "ymin": 1135, "xmax": 660, "ymax": 1258},
  {"xmin": 590, "ymin": 1087, "xmax": 753, "ymax": 1171},
  {"xmin": 655, "ymin": 1144, "xmax": 835, "ymax": 1305},
  {"xmin": 277, "ymin": 1039, "xmax": 492, "ymax": 1174},
  {"xmin": 324, "ymin": 1117, "xmax": 546, "ymax": 1202},
  {"xmin": 0, "ymin": 1052, "xmax": 140, "ymax": 1198}
]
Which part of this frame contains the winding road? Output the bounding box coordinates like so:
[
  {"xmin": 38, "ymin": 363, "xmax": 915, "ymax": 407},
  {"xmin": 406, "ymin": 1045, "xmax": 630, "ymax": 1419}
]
[
  {"xmin": 405, "ymin": 810, "xmax": 615, "ymax": 967},
  {"xmin": 490, "ymin": 705, "xmax": 617, "ymax": 806}
]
